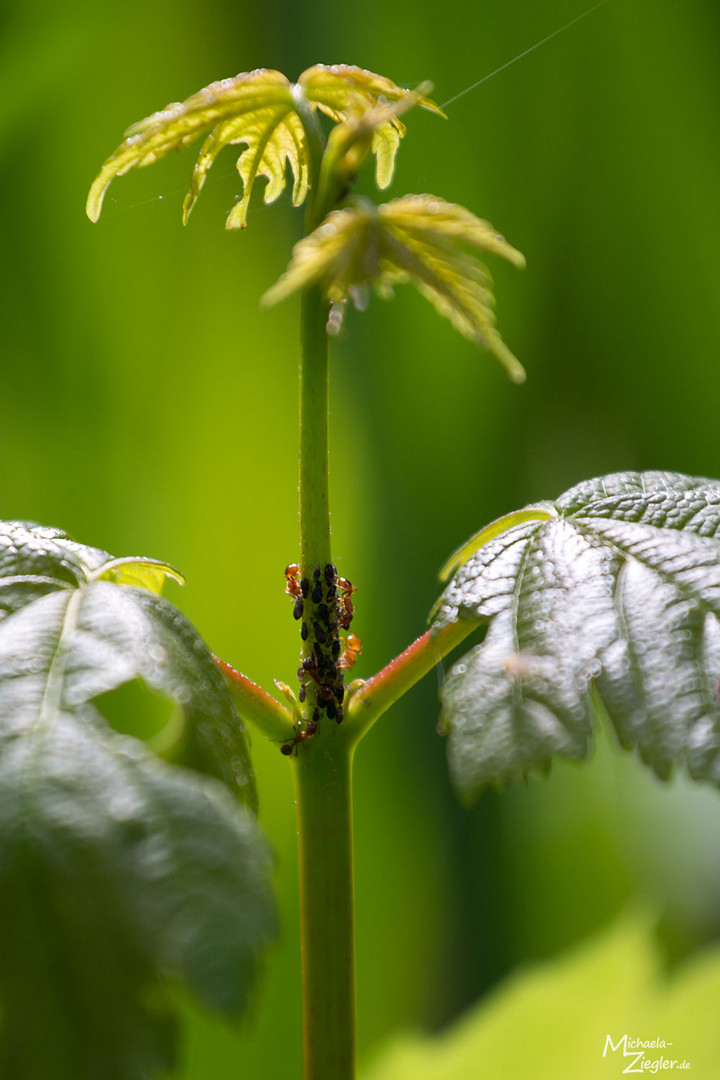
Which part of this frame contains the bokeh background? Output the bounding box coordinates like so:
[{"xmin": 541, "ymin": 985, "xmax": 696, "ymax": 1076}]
[{"xmin": 3, "ymin": 0, "xmax": 720, "ymax": 1075}]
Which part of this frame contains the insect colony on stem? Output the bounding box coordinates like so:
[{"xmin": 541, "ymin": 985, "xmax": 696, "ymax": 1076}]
[{"xmin": 282, "ymin": 562, "xmax": 362, "ymax": 751}]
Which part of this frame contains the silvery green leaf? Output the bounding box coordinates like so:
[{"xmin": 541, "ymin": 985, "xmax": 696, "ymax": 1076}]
[
  {"xmin": 434, "ymin": 472, "xmax": 720, "ymax": 801},
  {"xmin": 0, "ymin": 521, "xmax": 275, "ymax": 1078}
]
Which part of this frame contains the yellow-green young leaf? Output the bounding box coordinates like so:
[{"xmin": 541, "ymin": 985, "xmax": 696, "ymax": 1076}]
[
  {"xmin": 262, "ymin": 195, "xmax": 526, "ymax": 382},
  {"xmin": 187, "ymin": 95, "xmax": 308, "ymax": 230},
  {"xmin": 92, "ymin": 556, "xmax": 186, "ymax": 593},
  {"xmin": 86, "ymin": 69, "xmax": 300, "ymax": 227},
  {"xmin": 86, "ymin": 64, "xmax": 442, "ymax": 228},
  {"xmin": 299, "ymin": 64, "xmax": 444, "ymax": 190},
  {"xmin": 362, "ymin": 915, "xmax": 719, "ymax": 1080},
  {"xmin": 438, "ymin": 505, "xmax": 558, "ymax": 583},
  {"xmin": 316, "ymin": 89, "xmax": 434, "ymax": 215}
]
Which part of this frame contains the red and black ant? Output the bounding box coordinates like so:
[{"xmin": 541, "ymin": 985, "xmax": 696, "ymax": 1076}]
[{"xmin": 280, "ymin": 719, "xmax": 318, "ymax": 756}]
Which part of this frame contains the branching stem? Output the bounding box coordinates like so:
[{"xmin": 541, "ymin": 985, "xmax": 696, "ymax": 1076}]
[
  {"xmin": 345, "ymin": 617, "xmax": 483, "ymax": 739},
  {"xmin": 216, "ymin": 658, "xmax": 293, "ymax": 740}
]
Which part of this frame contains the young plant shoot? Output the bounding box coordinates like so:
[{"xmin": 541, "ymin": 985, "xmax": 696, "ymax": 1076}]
[{"xmin": 1, "ymin": 53, "xmax": 720, "ymax": 1080}]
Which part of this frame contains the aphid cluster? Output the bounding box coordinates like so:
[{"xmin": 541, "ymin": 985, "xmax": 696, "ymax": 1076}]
[{"xmin": 283, "ymin": 563, "xmax": 361, "ymax": 754}]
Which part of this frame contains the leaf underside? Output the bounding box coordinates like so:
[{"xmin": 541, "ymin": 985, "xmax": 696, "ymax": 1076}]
[
  {"xmin": 433, "ymin": 471, "xmax": 720, "ymax": 801},
  {"xmin": 262, "ymin": 195, "xmax": 526, "ymax": 381},
  {"xmin": 0, "ymin": 521, "xmax": 275, "ymax": 1079}
]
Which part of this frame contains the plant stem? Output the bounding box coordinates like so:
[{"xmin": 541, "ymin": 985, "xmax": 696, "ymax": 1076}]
[
  {"xmin": 297, "ymin": 261, "xmax": 357, "ymax": 1077},
  {"xmin": 293, "ymin": 734, "xmax": 356, "ymax": 1080},
  {"xmin": 299, "ymin": 285, "xmax": 332, "ymax": 579}
]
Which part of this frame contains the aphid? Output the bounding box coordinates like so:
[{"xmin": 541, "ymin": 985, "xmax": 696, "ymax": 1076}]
[
  {"xmin": 293, "ymin": 597, "xmax": 304, "ymax": 620},
  {"xmin": 300, "ymin": 577, "xmax": 309, "ymax": 598},
  {"xmin": 331, "ymin": 638, "xmax": 342, "ymax": 660},
  {"xmin": 338, "ymin": 632, "xmax": 362, "ymax": 670},
  {"xmin": 317, "ymin": 602, "xmax": 331, "ymax": 625},
  {"xmin": 280, "ymin": 719, "xmax": 318, "ymax": 757},
  {"xmin": 300, "ymin": 621, "xmax": 309, "ymax": 641},
  {"xmin": 335, "ymin": 704, "xmax": 344, "ymax": 725},
  {"xmin": 285, "ymin": 563, "xmax": 302, "ymax": 597},
  {"xmin": 326, "ymin": 585, "xmax": 337, "ymax": 602},
  {"xmin": 313, "ymin": 621, "xmax": 327, "ymax": 645},
  {"xmin": 312, "ymin": 580, "xmax": 323, "ymax": 604},
  {"xmin": 324, "ymin": 563, "xmax": 337, "ymax": 587},
  {"xmin": 299, "ymin": 685, "xmax": 307, "ymax": 703},
  {"xmin": 326, "ymin": 699, "xmax": 337, "ymax": 721},
  {"xmin": 298, "ymin": 651, "xmax": 323, "ymax": 690}
]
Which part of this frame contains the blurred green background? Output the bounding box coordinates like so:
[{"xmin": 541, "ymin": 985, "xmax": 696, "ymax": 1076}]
[{"xmin": 3, "ymin": 0, "xmax": 720, "ymax": 1075}]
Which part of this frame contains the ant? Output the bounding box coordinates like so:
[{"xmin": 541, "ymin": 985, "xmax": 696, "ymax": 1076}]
[
  {"xmin": 285, "ymin": 564, "xmax": 301, "ymax": 597},
  {"xmin": 285, "ymin": 564, "xmax": 309, "ymax": 599},
  {"xmin": 297, "ymin": 647, "xmax": 325, "ymax": 694},
  {"xmin": 337, "ymin": 576, "xmax": 356, "ymax": 629},
  {"xmin": 280, "ymin": 718, "xmax": 318, "ymax": 756},
  {"xmin": 338, "ymin": 632, "xmax": 362, "ymax": 670},
  {"xmin": 286, "ymin": 564, "xmax": 309, "ymax": 619}
]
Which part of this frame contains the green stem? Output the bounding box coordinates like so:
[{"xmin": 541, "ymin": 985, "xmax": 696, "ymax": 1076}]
[
  {"xmin": 299, "ymin": 285, "xmax": 332, "ymax": 579},
  {"xmin": 296, "ymin": 211, "xmax": 356, "ymax": 1076},
  {"xmin": 293, "ymin": 733, "xmax": 356, "ymax": 1080}
]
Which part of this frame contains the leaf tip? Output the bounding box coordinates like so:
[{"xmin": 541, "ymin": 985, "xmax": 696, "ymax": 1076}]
[
  {"xmin": 85, "ymin": 182, "xmax": 104, "ymax": 223},
  {"xmin": 509, "ymin": 362, "xmax": 527, "ymax": 385}
]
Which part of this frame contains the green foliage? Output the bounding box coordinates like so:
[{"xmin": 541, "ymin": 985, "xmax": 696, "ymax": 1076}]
[
  {"xmin": 435, "ymin": 471, "xmax": 720, "ymax": 800},
  {"xmin": 0, "ymin": 521, "xmax": 276, "ymax": 1079},
  {"xmin": 362, "ymin": 914, "xmax": 718, "ymax": 1079},
  {"xmin": 263, "ymin": 195, "xmax": 526, "ymax": 380},
  {"xmin": 86, "ymin": 65, "xmax": 441, "ymax": 229},
  {"xmin": 85, "ymin": 61, "xmax": 525, "ymax": 379}
]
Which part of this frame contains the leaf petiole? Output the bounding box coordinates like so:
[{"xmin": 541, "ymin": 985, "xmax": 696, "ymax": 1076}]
[{"xmin": 344, "ymin": 617, "xmax": 483, "ymax": 740}]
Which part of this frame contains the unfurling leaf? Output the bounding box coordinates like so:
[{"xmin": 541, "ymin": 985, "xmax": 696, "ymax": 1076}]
[
  {"xmin": 263, "ymin": 195, "xmax": 526, "ymax": 381},
  {"xmin": 0, "ymin": 521, "xmax": 275, "ymax": 1078},
  {"xmin": 433, "ymin": 471, "xmax": 720, "ymax": 801},
  {"xmin": 315, "ymin": 89, "xmax": 436, "ymax": 215},
  {"xmin": 299, "ymin": 65, "xmax": 443, "ymax": 191},
  {"xmin": 86, "ymin": 65, "xmax": 441, "ymax": 229}
]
